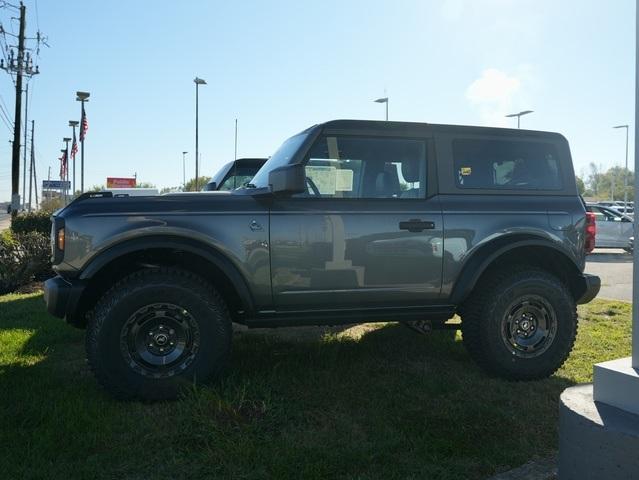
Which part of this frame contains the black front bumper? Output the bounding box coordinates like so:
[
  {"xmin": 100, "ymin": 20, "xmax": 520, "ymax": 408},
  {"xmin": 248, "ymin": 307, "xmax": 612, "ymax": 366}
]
[
  {"xmin": 576, "ymin": 273, "xmax": 601, "ymax": 304},
  {"xmin": 43, "ymin": 275, "xmax": 86, "ymax": 320}
]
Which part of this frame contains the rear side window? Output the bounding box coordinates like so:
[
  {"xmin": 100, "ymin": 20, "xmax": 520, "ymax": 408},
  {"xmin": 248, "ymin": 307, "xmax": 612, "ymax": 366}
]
[{"xmin": 453, "ymin": 139, "xmax": 562, "ymax": 190}]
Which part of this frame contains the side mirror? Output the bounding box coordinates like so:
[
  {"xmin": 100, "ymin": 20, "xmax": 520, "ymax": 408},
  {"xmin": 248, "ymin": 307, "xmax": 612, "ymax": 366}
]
[
  {"xmin": 202, "ymin": 181, "xmax": 217, "ymax": 191},
  {"xmin": 269, "ymin": 163, "xmax": 306, "ymax": 195}
]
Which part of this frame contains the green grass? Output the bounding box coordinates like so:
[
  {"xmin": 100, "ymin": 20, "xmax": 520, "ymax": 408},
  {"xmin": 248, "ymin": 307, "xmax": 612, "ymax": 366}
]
[{"xmin": 0, "ymin": 293, "xmax": 631, "ymax": 480}]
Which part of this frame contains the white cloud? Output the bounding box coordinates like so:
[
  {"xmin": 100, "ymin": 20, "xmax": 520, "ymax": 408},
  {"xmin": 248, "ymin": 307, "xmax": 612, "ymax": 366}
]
[{"xmin": 466, "ymin": 67, "xmax": 534, "ymax": 127}]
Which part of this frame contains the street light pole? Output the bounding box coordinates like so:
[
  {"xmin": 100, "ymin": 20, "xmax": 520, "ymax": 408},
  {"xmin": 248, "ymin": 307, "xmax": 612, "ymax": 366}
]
[
  {"xmin": 374, "ymin": 97, "xmax": 389, "ymax": 121},
  {"xmin": 69, "ymin": 120, "xmax": 79, "ymax": 195},
  {"xmin": 613, "ymin": 125, "xmax": 630, "ymax": 213},
  {"xmin": 194, "ymin": 77, "xmax": 207, "ymax": 191},
  {"xmin": 76, "ymin": 91, "xmax": 90, "ymax": 193},
  {"xmin": 182, "ymin": 151, "xmax": 188, "ymax": 190},
  {"xmin": 505, "ymin": 110, "xmax": 534, "ymax": 129}
]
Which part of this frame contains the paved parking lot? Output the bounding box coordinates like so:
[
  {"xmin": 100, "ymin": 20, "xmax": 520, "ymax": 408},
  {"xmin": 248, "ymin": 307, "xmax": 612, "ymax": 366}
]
[{"xmin": 586, "ymin": 249, "xmax": 632, "ymax": 302}]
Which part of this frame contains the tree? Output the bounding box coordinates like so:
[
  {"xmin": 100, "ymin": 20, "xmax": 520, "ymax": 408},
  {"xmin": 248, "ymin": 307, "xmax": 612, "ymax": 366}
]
[
  {"xmin": 585, "ymin": 165, "xmax": 634, "ymax": 201},
  {"xmin": 575, "ymin": 176, "xmax": 585, "ymax": 195},
  {"xmin": 183, "ymin": 176, "xmax": 211, "ymax": 192}
]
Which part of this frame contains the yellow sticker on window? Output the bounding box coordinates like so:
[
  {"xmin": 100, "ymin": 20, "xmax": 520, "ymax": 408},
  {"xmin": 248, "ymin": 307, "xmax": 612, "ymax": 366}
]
[{"xmin": 460, "ymin": 167, "xmax": 472, "ymax": 176}]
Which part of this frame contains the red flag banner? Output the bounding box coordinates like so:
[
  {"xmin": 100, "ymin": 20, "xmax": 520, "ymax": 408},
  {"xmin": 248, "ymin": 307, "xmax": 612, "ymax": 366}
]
[
  {"xmin": 59, "ymin": 151, "xmax": 68, "ymax": 179},
  {"xmin": 80, "ymin": 104, "xmax": 88, "ymax": 141},
  {"xmin": 71, "ymin": 131, "xmax": 78, "ymax": 160}
]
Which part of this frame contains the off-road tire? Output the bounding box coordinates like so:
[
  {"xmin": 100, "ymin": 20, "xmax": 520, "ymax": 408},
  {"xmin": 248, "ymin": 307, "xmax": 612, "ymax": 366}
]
[
  {"xmin": 86, "ymin": 268, "xmax": 232, "ymax": 401},
  {"xmin": 461, "ymin": 267, "xmax": 577, "ymax": 380}
]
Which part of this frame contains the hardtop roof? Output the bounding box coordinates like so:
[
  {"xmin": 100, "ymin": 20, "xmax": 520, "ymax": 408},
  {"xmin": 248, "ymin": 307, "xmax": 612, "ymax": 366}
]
[{"xmin": 314, "ymin": 119, "xmax": 566, "ymax": 141}]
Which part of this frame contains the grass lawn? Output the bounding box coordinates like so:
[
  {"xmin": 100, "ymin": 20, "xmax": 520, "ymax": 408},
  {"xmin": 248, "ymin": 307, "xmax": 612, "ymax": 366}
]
[{"xmin": 0, "ymin": 292, "xmax": 631, "ymax": 480}]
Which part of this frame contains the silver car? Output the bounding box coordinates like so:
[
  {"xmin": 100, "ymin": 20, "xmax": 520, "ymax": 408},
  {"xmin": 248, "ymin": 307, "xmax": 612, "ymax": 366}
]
[{"xmin": 586, "ymin": 204, "xmax": 633, "ymax": 249}]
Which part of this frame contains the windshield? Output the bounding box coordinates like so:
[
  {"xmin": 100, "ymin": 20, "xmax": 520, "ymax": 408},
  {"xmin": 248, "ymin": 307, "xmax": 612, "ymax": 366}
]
[{"xmin": 249, "ymin": 133, "xmax": 308, "ymax": 188}]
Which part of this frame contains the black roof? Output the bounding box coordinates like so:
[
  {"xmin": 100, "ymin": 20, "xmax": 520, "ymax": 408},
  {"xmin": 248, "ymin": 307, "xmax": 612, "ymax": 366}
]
[{"xmin": 314, "ymin": 119, "xmax": 565, "ymax": 141}]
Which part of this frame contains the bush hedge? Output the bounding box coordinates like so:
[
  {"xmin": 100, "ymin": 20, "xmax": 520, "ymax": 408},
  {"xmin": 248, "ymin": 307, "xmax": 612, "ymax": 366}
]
[
  {"xmin": 11, "ymin": 211, "xmax": 52, "ymax": 235},
  {"xmin": 0, "ymin": 230, "xmax": 52, "ymax": 294}
]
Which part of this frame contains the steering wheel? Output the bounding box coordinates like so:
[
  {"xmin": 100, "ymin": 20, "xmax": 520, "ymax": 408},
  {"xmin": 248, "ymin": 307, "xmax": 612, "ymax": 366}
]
[{"xmin": 306, "ymin": 177, "xmax": 321, "ymax": 196}]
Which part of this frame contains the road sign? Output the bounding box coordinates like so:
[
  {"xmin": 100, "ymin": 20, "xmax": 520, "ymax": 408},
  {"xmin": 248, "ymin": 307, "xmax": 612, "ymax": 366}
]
[
  {"xmin": 42, "ymin": 180, "xmax": 71, "ymax": 190},
  {"xmin": 107, "ymin": 177, "xmax": 136, "ymax": 188}
]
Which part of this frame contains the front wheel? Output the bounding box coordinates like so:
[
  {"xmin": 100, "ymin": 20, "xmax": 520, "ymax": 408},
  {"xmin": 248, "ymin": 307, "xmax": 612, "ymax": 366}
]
[
  {"xmin": 86, "ymin": 268, "xmax": 232, "ymax": 400},
  {"xmin": 461, "ymin": 268, "xmax": 577, "ymax": 380}
]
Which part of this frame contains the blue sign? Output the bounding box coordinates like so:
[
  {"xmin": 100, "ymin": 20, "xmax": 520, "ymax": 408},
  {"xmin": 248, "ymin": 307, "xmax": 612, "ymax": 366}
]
[{"xmin": 42, "ymin": 180, "xmax": 71, "ymax": 190}]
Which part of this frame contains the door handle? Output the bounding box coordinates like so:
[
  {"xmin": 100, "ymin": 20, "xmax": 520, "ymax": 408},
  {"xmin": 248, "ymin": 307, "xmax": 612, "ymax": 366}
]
[{"xmin": 399, "ymin": 219, "xmax": 435, "ymax": 232}]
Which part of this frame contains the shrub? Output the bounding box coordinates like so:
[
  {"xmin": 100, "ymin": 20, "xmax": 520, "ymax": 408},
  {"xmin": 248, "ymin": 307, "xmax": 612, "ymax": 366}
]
[
  {"xmin": 0, "ymin": 231, "xmax": 52, "ymax": 294},
  {"xmin": 11, "ymin": 211, "xmax": 52, "ymax": 235}
]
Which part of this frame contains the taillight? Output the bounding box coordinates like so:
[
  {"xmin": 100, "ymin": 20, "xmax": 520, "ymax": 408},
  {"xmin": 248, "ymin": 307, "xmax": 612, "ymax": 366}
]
[{"xmin": 585, "ymin": 212, "xmax": 596, "ymax": 254}]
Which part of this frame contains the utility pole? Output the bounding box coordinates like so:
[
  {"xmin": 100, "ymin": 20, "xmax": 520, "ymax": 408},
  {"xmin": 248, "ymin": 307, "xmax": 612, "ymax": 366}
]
[
  {"xmin": 0, "ymin": 3, "xmax": 41, "ymax": 212},
  {"xmin": 22, "ymin": 83, "xmax": 27, "ymax": 209},
  {"xmin": 28, "ymin": 119, "xmax": 33, "ymax": 210},
  {"xmin": 31, "ymin": 120, "xmax": 37, "ymax": 207},
  {"xmin": 9, "ymin": 3, "xmax": 25, "ymax": 212}
]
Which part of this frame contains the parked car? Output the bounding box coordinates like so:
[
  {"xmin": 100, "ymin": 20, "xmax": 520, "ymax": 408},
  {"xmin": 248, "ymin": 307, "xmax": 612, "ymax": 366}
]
[
  {"xmin": 203, "ymin": 158, "xmax": 267, "ymax": 191},
  {"xmin": 585, "ymin": 204, "xmax": 633, "ymax": 249},
  {"xmin": 44, "ymin": 119, "xmax": 600, "ymax": 400}
]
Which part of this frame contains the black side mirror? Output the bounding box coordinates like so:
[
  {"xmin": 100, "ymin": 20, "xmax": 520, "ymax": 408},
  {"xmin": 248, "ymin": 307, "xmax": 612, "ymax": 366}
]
[
  {"xmin": 202, "ymin": 181, "xmax": 217, "ymax": 191},
  {"xmin": 268, "ymin": 163, "xmax": 305, "ymax": 195}
]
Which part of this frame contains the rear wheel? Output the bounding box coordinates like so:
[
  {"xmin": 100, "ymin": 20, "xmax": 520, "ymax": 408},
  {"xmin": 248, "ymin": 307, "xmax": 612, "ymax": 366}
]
[
  {"xmin": 461, "ymin": 267, "xmax": 577, "ymax": 380},
  {"xmin": 86, "ymin": 268, "xmax": 231, "ymax": 400}
]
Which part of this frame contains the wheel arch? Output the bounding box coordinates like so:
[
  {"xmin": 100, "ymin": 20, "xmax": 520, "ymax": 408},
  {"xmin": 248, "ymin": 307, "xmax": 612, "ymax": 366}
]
[
  {"xmin": 451, "ymin": 235, "xmax": 585, "ymax": 306},
  {"xmin": 70, "ymin": 235, "xmax": 255, "ymax": 327}
]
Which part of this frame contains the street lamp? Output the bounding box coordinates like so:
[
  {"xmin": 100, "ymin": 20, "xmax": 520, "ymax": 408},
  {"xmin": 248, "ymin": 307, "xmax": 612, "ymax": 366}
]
[
  {"xmin": 194, "ymin": 77, "xmax": 207, "ymax": 191},
  {"xmin": 76, "ymin": 91, "xmax": 90, "ymax": 193},
  {"xmin": 505, "ymin": 110, "xmax": 533, "ymax": 128},
  {"xmin": 69, "ymin": 120, "xmax": 79, "ymax": 194},
  {"xmin": 613, "ymin": 125, "xmax": 630, "ymax": 212},
  {"xmin": 182, "ymin": 151, "xmax": 188, "ymax": 190},
  {"xmin": 374, "ymin": 97, "xmax": 389, "ymax": 121}
]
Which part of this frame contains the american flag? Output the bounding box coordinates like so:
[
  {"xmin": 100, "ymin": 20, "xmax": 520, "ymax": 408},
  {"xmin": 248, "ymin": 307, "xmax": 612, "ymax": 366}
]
[
  {"xmin": 80, "ymin": 104, "xmax": 88, "ymax": 141},
  {"xmin": 59, "ymin": 151, "xmax": 68, "ymax": 179},
  {"xmin": 71, "ymin": 130, "xmax": 78, "ymax": 160}
]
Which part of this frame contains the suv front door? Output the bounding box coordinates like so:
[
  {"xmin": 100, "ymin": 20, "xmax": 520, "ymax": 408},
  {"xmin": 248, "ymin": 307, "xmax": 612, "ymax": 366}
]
[{"xmin": 269, "ymin": 133, "xmax": 443, "ymax": 310}]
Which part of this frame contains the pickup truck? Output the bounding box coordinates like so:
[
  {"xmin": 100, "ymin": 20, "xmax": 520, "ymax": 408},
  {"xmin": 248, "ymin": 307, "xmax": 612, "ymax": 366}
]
[{"xmin": 44, "ymin": 119, "xmax": 600, "ymax": 400}]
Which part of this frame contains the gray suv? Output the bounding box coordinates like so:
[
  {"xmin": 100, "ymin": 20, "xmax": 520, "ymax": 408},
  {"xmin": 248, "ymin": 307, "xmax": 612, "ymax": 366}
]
[{"xmin": 44, "ymin": 120, "xmax": 600, "ymax": 400}]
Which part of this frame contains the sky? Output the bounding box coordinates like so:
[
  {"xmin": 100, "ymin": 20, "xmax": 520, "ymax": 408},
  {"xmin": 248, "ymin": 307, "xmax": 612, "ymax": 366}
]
[{"xmin": 0, "ymin": 0, "xmax": 635, "ymax": 200}]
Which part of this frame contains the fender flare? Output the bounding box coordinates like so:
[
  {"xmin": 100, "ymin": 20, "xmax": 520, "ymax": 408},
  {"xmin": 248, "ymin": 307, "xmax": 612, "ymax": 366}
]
[
  {"xmin": 79, "ymin": 235, "xmax": 255, "ymax": 313},
  {"xmin": 450, "ymin": 236, "xmax": 581, "ymax": 304}
]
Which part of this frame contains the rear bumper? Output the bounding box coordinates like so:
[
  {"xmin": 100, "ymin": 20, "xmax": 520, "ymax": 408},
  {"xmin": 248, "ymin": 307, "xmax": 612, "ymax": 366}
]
[
  {"xmin": 576, "ymin": 273, "xmax": 601, "ymax": 305},
  {"xmin": 43, "ymin": 275, "xmax": 86, "ymax": 320}
]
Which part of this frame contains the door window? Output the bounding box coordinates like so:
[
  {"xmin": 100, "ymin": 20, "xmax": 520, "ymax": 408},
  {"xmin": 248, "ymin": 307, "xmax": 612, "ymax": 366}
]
[{"xmin": 301, "ymin": 136, "xmax": 427, "ymax": 199}]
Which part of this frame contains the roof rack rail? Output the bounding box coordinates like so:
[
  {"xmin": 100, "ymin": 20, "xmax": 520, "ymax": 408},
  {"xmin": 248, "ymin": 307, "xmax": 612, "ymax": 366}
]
[{"xmin": 73, "ymin": 191, "xmax": 114, "ymax": 203}]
